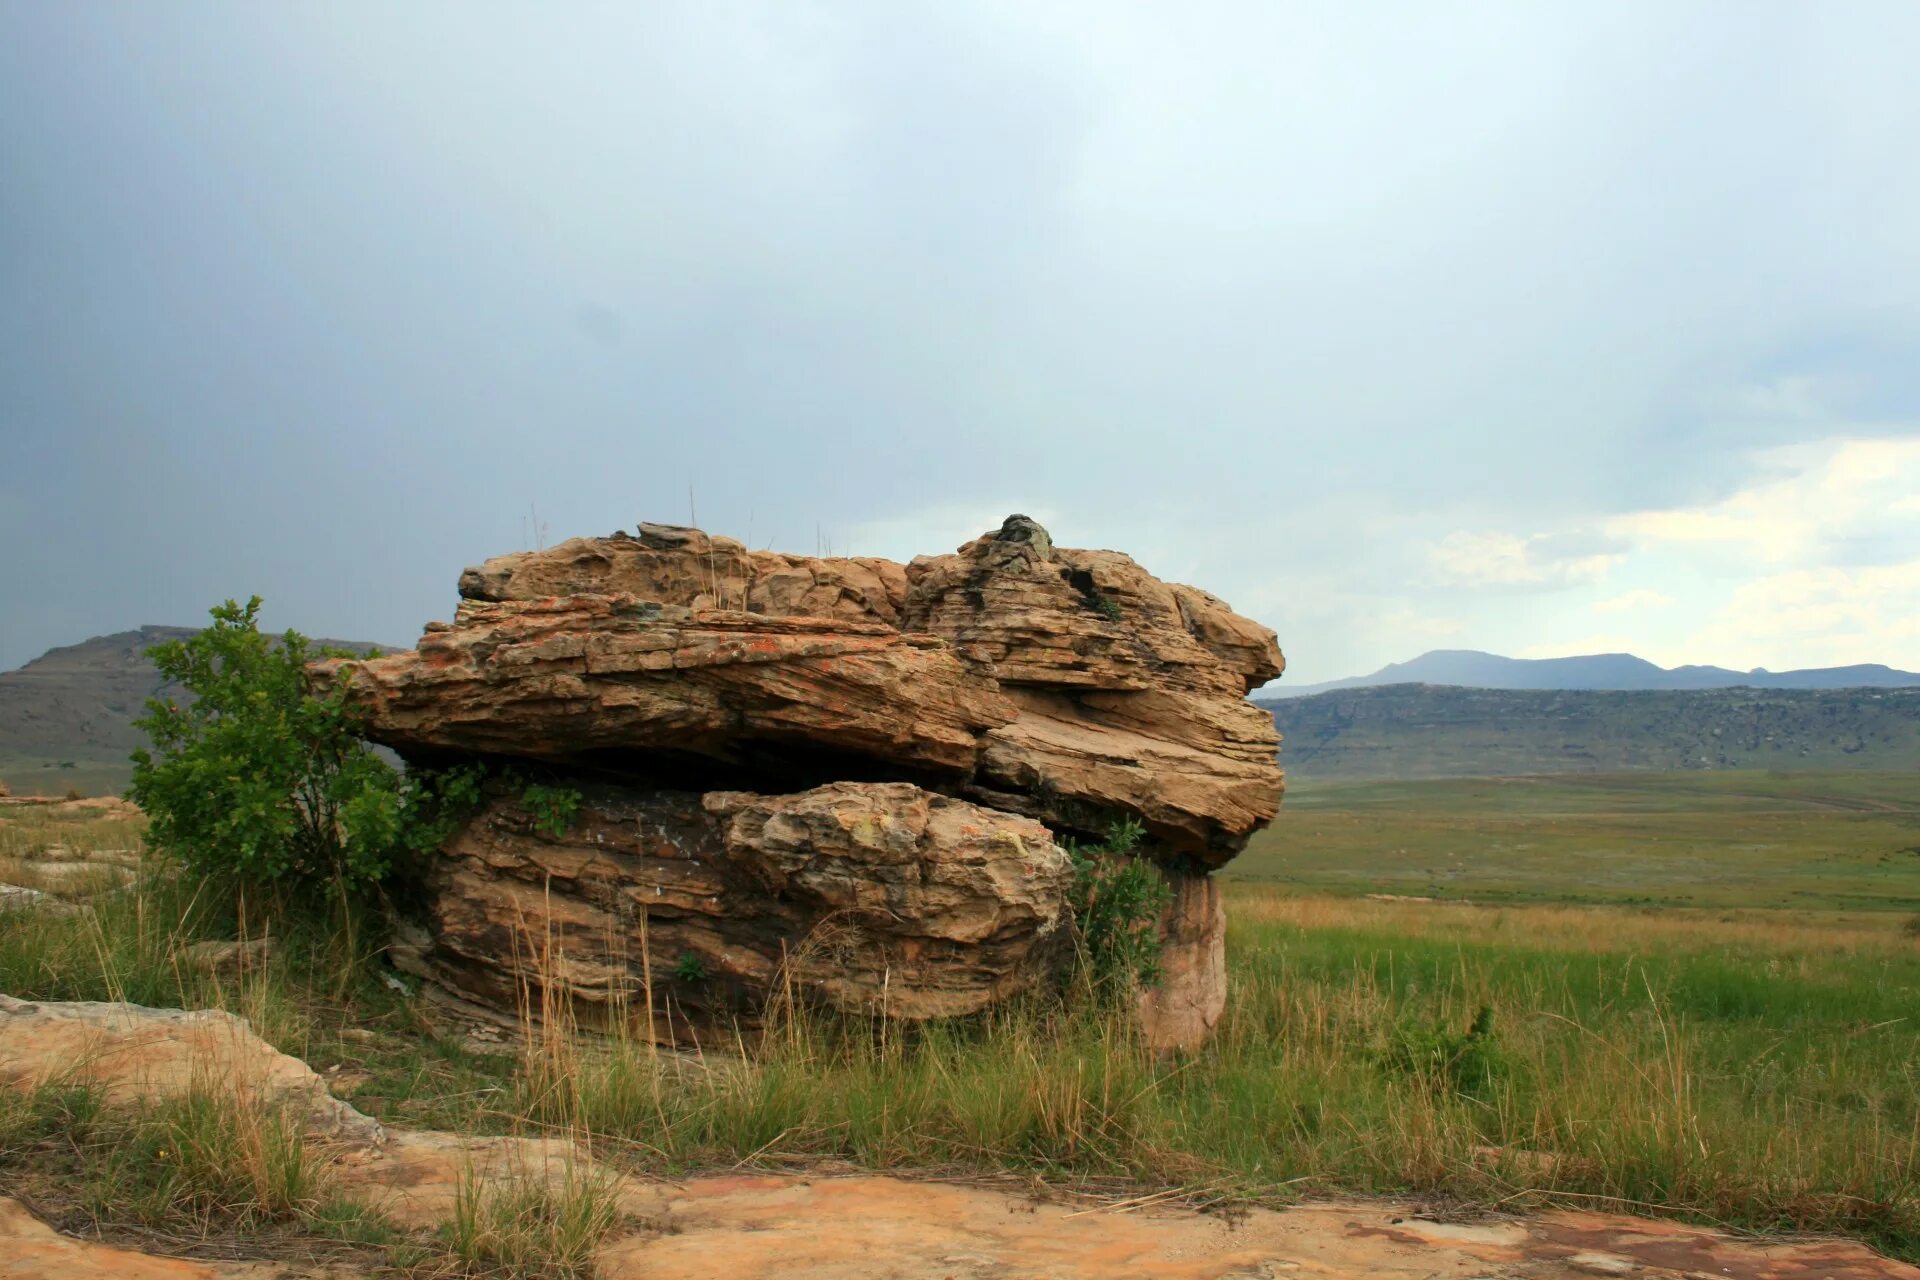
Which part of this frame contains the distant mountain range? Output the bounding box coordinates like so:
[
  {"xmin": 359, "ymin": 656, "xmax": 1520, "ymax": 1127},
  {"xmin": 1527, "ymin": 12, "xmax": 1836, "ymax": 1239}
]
[
  {"xmin": 0, "ymin": 626, "xmax": 394, "ymax": 796},
  {"xmin": 1264, "ymin": 649, "xmax": 1920, "ymax": 699},
  {"xmin": 1264, "ymin": 684, "xmax": 1920, "ymax": 780}
]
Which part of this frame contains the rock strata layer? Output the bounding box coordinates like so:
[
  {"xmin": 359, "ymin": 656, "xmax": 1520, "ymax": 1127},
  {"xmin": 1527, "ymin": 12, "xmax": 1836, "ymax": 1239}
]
[
  {"xmin": 311, "ymin": 595, "xmax": 1012, "ymax": 780},
  {"xmin": 311, "ymin": 517, "xmax": 1284, "ymax": 1046}
]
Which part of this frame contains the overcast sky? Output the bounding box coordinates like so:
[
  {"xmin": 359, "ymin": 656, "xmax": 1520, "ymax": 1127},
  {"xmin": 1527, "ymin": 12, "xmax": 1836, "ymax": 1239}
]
[{"xmin": 5, "ymin": 3, "xmax": 1919, "ymax": 685}]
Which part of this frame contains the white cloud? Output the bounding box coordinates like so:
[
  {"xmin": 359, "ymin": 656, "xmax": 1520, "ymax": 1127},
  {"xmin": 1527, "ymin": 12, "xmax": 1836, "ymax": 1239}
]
[
  {"xmin": 1683, "ymin": 561, "xmax": 1920, "ymax": 671},
  {"xmin": 1591, "ymin": 589, "xmax": 1675, "ymax": 615},
  {"xmin": 1429, "ymin": 530, "xmax": 1623, "ymax": 588},
  {"xmin": 1605, "ymin": 436, "xmax": 1920, "ymax": 566},
  {"xmin": 1375, "ymin": 606, "xmax": 1468, "ymax": 640}
]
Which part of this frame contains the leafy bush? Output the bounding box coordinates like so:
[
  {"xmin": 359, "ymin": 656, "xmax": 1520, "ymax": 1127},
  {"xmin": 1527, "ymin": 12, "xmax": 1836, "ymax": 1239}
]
[
  {"xmin": 521, "ymin": 781, "xmax": 583, "ymax": 838},
  {"xmin": 1067, "ymin": 818, "xmax": 1172, "ymax": 996},
  {"xmin": 1381, "ymin": 1005, "xmax": 1506, "ymax": 1097},
  {"xmin": 130, "ymin": 597, "xmax": 409, "ymax": 899}
]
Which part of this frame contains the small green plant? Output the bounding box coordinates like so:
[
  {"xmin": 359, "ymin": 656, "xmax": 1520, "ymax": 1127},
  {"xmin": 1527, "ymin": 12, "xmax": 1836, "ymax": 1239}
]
[
  {"xmin": 672, "ymin": 951, "xmax": 707, "ymax": 983},
  {"xmin": 521, "ymin": 782, "xmax": 584, "ymax": 839},
  {"xmin": 1067, "ymin": 818, "xmax": 1171, "ymax": 996},
  {"xmin": 399, "ymin": 761, "xmax": 492, "ymax": 856},
  {"xmin": 1381, "ymin": 1004, "xmax": 1506, "ymax": 1098}
]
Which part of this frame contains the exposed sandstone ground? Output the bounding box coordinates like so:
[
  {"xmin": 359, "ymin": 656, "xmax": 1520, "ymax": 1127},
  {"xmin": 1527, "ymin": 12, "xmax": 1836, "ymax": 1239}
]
[
  {"xmin": 310, "ymin": 516, "xmax": 1287, "ymax": 1048},
  {"xmin": 3, "ymin": 996, "xmax": 1912, "ymax": 1280}
]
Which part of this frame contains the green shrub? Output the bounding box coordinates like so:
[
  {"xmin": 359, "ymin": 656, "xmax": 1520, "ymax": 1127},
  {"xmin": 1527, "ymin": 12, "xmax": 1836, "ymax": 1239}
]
[
  {"xmin": 521, "ymin": 781, "xmax": 584, "ymax": 838},
  {"xmin": 1381, "ymin": 1004, "xmax": 1506, "ymax": 1097},
  {"xmin": 130, "ymin": 597, "xmax": 408, "ymax": 900},
  {"xmin": 1067, "ymin": 819, "xmax": 1172, "ymax": 996}
]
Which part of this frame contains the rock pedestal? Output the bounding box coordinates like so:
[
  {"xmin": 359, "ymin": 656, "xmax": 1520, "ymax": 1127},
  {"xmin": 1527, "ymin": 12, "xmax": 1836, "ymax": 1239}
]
[{"xmin": 311, "ymin": 517, "xmax": 1283, "ymax": 1048}]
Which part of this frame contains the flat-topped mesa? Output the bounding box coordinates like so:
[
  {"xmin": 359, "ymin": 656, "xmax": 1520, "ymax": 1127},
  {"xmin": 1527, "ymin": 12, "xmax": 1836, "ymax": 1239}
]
[
  {"xmin": 309, "ymin": 594, "xmax": 1015, "ymax": 781},
  {"xmin": 458, "ymin": 523, "xmax": 907, "ymax": 626}
]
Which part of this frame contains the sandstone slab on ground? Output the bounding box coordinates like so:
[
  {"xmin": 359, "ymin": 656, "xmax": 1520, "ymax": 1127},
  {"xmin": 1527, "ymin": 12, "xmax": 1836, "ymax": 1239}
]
[
  {"xmin": 400, "ymin": 779, "xmax": 1073, "ymax": 1039},
  {"xmin": 606, "ymin": 1174, "xmax": 1920, "ymax": 1280},
  {"xmin": 0, "ymin": 1197, "xmax": 359, "ymax": 1279},
  {"xmin": 0, "ymin": 995, "xmax": 380, "ymax": 1144}
]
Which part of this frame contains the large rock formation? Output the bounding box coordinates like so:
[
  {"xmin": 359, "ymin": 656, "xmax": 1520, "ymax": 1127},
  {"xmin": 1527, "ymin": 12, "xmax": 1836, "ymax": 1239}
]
[{"xmin": 312, "ymin": 517, "xmax": 1283, "ymax": 1047}]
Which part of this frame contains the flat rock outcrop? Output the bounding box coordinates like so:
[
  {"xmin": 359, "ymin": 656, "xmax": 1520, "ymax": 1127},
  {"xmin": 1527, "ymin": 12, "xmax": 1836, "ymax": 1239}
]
[
  {"xmin": 311, "ymin": 517, "xmax": 1284, "ymax": 1046},
  {"xmin": 6, "ymin": 1000, "xmax": 1912, "ymax": 1280},
  {"xmin": 0, "ymin": 994, "xmax": 380, "ymax": 1144},
  {"xmin": 396, "ymin": 780, "xmax": 1072, "ymax": 1035}
]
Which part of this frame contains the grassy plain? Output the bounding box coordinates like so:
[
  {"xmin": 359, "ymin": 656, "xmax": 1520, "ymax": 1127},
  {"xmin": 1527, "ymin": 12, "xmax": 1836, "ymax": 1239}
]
[
  {"xmin": 1234, "ymin": 770, "xmax": 1920, "ymax": 910},
  {"xmin": 3, "ymin": 774, "xmax": 1919, "ymax": 1266}
]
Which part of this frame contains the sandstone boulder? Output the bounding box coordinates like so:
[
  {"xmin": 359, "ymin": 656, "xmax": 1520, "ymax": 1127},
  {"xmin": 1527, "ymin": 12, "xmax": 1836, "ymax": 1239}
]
[
  {"xmin": 311, "ymin": 516, "xmax": 1284, "ymax": 1048},
  {"xmin": 395, "ymin": 779, "xmax": 1072, "ymax": 1039}
]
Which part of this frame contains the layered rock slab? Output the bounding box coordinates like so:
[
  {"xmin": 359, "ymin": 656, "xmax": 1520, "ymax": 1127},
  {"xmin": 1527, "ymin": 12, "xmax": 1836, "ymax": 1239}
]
[
  {"xmin": 396, "ymin": 780, "xmax": 1072, "ymax": 1038},
  {"xmin": 310, "ymin": 594, "xmax": 1013, "ymax": 779},
  {"xmin": 459, "ymin": 523, "xmax": 908, "ymax": 626},
  {"xmin": 412, "ymin": 515, "xmax": 1287, "ymax": 863}
]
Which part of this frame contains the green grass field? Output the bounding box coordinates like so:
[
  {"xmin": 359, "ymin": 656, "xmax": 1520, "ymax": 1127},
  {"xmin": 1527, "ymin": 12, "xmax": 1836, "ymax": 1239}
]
[
  {"xmin": 1232, "ymin": 770, "xmax": 1920, "ymax": 910},
  {"xmin": 5, "ymin": 772, "xmax": 1920, "ymax": 1264},
  {"xmin": 0, "ymin": 755, "xmax": 128, "ymax": 800}
]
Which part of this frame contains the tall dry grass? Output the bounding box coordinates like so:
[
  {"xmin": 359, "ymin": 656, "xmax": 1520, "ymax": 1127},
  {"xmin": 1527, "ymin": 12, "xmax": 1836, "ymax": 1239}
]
[{"xmin": 485, "ymin": 884, "xmax": 1920, "ymax": 1258}]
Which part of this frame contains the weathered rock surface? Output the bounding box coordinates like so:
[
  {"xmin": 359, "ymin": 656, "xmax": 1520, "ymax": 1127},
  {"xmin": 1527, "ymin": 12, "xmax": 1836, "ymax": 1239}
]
[
  {"xmin": 311, "ymin": 595, "xmax": 1014, "ymax": 779},
  {"xmin": 459, "ymin": 523, "xmax": 908, "ymax": 625},
  {"xmin": 902, "ymin": 516, "xmax": 1281, "ymax": 696},
  {"xmin": 902, "ymin": 516, "xmax": 1284, "ymax": 864},
  {"xmin": 0, "ymin": 1197, "xmax": 356, "ymax": 1279},
  {"xmin": 0, "ymin": 995, "xmax": 380, "ymax": 1144},
  {"xmin": 397, "ymin": 780, "xmax": 1073, "ymax": 1037}
]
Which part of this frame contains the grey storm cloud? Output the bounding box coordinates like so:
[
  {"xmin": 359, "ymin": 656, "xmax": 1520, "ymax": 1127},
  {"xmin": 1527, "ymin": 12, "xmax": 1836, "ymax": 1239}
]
[{"xmin": 4, "ymin": 2, "xmax": 1920, "ymax": 681}]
